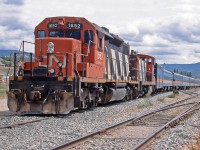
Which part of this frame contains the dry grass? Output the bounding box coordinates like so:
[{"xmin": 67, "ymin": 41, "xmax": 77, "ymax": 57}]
[{"xmin": 182, "ymin": 133, "xmax": 200, "ymax": 150}]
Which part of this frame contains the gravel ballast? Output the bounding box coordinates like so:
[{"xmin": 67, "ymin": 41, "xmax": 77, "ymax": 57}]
[
  {"xmin": 0, "ymin": 91, "xmax": 198, "ymax": 150},
  {"xmin": 149, "ymin": 111, "xmax": 200, "ymax": 150}
]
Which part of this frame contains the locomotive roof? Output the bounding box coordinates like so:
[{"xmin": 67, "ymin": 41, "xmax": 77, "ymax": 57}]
[
  {"xmin": 36, "ymin": 16, "xmax": 129, "ymax": 48},
  {"xmin": 37, "ymin": 16, "xmax": 114, "ymax": 38},
  {"xmin": 92, "ymin": 23, "xmax": 113, "ymax": 38}
]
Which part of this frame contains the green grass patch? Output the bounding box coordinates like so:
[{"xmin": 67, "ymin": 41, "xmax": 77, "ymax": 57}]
[
  {"xmin": 167, "ymin": 93, "xmax": 176, "ymax": 98},
  {"xmin": 157, "ymin": 97, "xmax": 165, "ymax": 102},
  {"xmin": 0, "ymin": 83, "xmax": 8, "ymax": 99},
  {"xmin": 137, "ymin": 101, "xmax": 153, "ymax": 109},
  {"xmin": 143, "ymin": 95, "xmax": 151, "ymax": 98},
  {"xmin": 137, "ymin": 104, "xmax": 146, "ymax": 109}
]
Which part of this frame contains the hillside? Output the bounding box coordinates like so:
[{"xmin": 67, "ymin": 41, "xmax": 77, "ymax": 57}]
[
  {"xmin": 0, "ymin": 50, "xmax": 200, "ymax": 78},
  {"xmin": 162, "ymin": 63, "xmax": 200, "ymax": 78}
]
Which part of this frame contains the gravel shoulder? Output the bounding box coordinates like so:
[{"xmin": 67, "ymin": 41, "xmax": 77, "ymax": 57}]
[{"xmin": 0, "ymin": 90, "xmax": 198, "ymax": 150}]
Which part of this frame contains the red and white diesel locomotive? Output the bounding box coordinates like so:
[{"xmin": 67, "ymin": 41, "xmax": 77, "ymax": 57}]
[{"xmin": 7, "ymin": 16, "xmax": 200, "ymax": 114}]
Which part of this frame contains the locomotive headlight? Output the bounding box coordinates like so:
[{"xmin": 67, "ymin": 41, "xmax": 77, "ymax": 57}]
[
  {"xmin": 17, "ymin": 61, "xmax": 23, "ymax": 77},
  {"xmin": 57, "ymin": 61, "xmax": 62, "ymax": 68},
  {"xmin": 57, "ymin": 61, "xmax": 63, "ymax": 77},
  {"xmin": 47, "ymin": 42, "xmax": 54, "ymax": 53},
  {"xmin": 49, "ymin": 68, "xmax": 55, "ymax": 74}
]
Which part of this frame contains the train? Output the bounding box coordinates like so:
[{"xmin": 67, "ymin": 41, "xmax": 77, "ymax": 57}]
[{"xmin": 7, "ymin": 16, "xmax": 200, "ymax": 114}]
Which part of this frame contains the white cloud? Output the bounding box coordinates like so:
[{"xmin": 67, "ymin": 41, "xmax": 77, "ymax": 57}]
[
  {"xmin": 1, "ymin": 0, "xmax": 200, "ymax": 64},
  {"xmin": 142, "ymin": 34, "xmax": 169, "ymax": 47}
]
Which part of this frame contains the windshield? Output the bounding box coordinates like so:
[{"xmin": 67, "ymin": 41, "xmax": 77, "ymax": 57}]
[
  {"xmin": 37, "ymin": 30, "xmax": 45, "ymax": 38},
  {"xmin": 49, "ymin": 31, "xmax": 64, "ymax": 37},
  {"xmin": 66, "ymin": 31, "xmax": 81, "ymax": 40}
]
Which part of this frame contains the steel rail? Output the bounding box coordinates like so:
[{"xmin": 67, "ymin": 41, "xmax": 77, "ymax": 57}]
[
  {"xmin": 133, "ymin": 102, "xmax": 200, "ymax": 150},
  {"xmin": 0, "ymin": 118, "xmax": 49, "ymax": 129},
  {"xmin": 51, "ymin": 94, "xmax": 199, "ymax": 150},
  {"xmin": 160, "ymin": 94, "xmax": 197, "ymax": 109},
  {"xmin": 179, "ymin": 91, "xmax": 193, "ymax": 95},
  {"xmin": 179, "ymin": 90, "xmax": 199, "ymax": 95}
]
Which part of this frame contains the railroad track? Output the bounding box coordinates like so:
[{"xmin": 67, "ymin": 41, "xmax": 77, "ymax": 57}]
[
  {"xmin": 133, "ymin": 102, "xmax": 200, "ymax": 150},
  {"xmin": 179, "ymin": 90, "xmax": 199, "ymax": 95},
  {"xmin": 0, "ymin": 90, "xmax": 193, "ymax": 130},
  {"xmin": 0, "ymin": 90, "xmax": 197, "ymax": 150},
  {"xmin": 0, "ymin": 113, "xmax": 71, "ymax": 130},
  {"xmin": 50, "ymin": 92, "xmax": 200, "ymax": 150},
  {"xmin": 0, "ymin": 117, "xmax": 49, "ymax": 129}
]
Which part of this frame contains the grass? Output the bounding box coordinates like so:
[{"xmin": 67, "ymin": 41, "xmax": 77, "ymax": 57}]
[
  {"xmin": 0, "ymin": 83, "xmax": 8, "ymax": 99},
  {"xmin": 188, "ymin": 133, "xmax": 200, "ymax": 150},
  {"xmin": 191, "ymin": 139, "xmax": 200, "ymax": 150},
  {"xmin": 196, "ymin": 136, "xmax": 200, "ymax": 148},
  {"xmin": 167, "ymin": 93, "xmax": 176, "ymax": 98},
  {"xmin": 0, "ymin": 68, "xmax": 13, "ymax": 75},
  {"xmin": 137, "ymin": 100, "xmax": 153, "ymax": 109},
  {"xmin": 197, "ymin": 138, "xmax": 200, "ymax": 145},
  {"xmin": 191, "ymin": 147, "xmax": 197, "ymax": 150},
  {"xmin": 143, "ymin": 95, "xmax": 150, "ymax": 98},
  {"xmin": 157, "ymin": 97, "xmax": 165, "ymax": 102}
]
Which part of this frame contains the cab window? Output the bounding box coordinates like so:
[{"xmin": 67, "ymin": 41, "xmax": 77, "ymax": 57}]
[
  {"xmin": 98, "ymin": 38, "xmax": 103, "ymax": 49},
  {"xmin": 66, "ymin": 30, "xmax": 81, "ymax": 40},
  {"xmin": 37, "ymin": 30, "xmax": 45, "ymax": 38},
  {"xmin": 49, "ymin": 31, "xmax": 64, "ymax": 37},
  {"xmin": 84, "ymin": 30, "xmax": 93, "ymax": 44},
  {"xmin": 97, "ymin": 31, "xmax": 104, "ymax": 51}
]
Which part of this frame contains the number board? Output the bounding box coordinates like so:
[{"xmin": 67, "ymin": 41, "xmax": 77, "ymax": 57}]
[
  {"xmin": 66, "ymin": 22, "xmax": 82, "ymax": 29},
  {"xmin": 47, "ymin": 22, "xmax": 58, "ymax": 29}
]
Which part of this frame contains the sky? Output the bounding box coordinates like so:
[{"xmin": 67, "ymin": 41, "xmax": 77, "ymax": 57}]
[{"xmin": 1, "ymin": 0, "xmax": 200, "ymax": 64}]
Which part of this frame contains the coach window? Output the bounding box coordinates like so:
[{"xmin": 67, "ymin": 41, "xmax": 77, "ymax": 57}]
[
  {"xmin": 66, "ymin": 30, "xmax": 81, "ymax": 40},
  {"xmin": 84, "ymin": 30, "xmax": 93, "ymax": 44},
  {"xmin": 37, "ymin": 30, "xmax": 45, "ymax": 38},
  {"xmin": 49, "ymin": 31, "xmax": 64, "ymax": 37}
]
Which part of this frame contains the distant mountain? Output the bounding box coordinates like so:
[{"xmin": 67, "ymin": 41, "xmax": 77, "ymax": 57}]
[
  {"xmin": 0, "ymin": 50, "xmax": 19, "ymax": 56},
  {"xmin": 1, "ymin": 50, "xmax": 200, "ymax": 78},
  {"xmin": 0, "ymin": 50, "xmax": 31, "ymax": 58},
  {"xmin": 162, "ymin": 63, "xmax": 200, "ymax": 78}
]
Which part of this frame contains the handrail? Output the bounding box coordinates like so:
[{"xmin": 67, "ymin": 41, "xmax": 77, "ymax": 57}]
[
  {"xmin": 6, "ymin": 40, "xmax": 34, "ymax": 82},
  {"xmin": 21, "ymin": 40, "xmax": 35, "ymax": 61}
]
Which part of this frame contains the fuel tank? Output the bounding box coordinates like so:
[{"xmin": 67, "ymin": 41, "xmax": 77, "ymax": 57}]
[{"xmin": 100, "ymin": 88, "xmax": 126, "ymax": 103}]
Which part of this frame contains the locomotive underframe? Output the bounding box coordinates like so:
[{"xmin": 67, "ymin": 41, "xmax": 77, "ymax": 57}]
[
  {"xmin": 8, "ymin": 76, "xmax": 75, "ymax": 114},
  {"xmin": 8, "ymin": 74, "xmax": 156, "ymax": 114}
]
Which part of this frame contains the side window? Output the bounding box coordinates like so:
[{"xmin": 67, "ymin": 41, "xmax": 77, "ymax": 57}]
[
  {"xmin": 37, "ymin": 30, "xmax": 45, "ymax": 38},
  {"xmin": 84, "ymin": 30, "xmax": 93, "ymax": 44},
  {"xmin": 49, "ymin": 31, "xmax": 64, "ymax": 37},
  {"xmin": 97, "ymin": 32, "xmax": 104, "ymax": 51},
  {"xmin": 66, "ymin": 31, "xmax": 81, "ymax": 40},
  {"xmin": 98, "ymin": 37, "xmax": 103, "ymax": 49}
]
